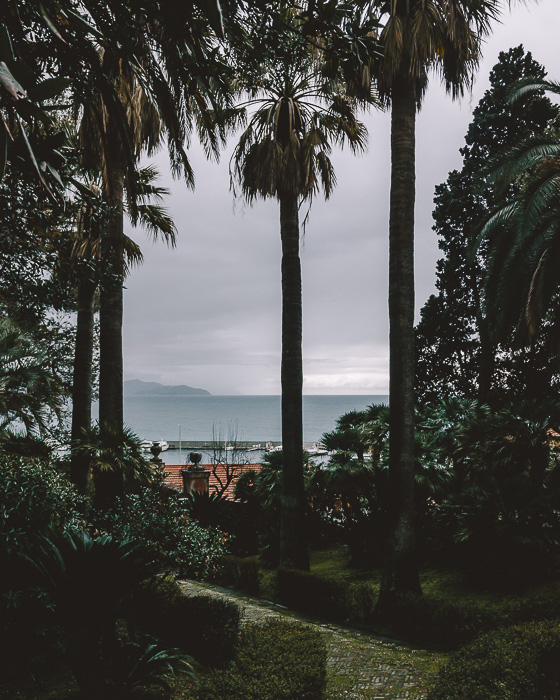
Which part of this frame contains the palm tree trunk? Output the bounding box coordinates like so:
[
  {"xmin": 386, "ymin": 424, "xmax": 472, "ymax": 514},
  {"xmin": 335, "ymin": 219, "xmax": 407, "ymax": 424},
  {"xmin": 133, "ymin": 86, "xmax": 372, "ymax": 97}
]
[
  {"xmin": 378, "ymin": 79, "xmax": 422, "ymax": 609},
  {"xmin": 279, "ymin": 194, "xmax": 309, "ymax": 571},
  {"xmin": 96, "ymin": 158, "xmax": 125, "ymax": 505},
  {"xmin": 70, "ymin": 274, "xmax": 96, "ymax": 498}
]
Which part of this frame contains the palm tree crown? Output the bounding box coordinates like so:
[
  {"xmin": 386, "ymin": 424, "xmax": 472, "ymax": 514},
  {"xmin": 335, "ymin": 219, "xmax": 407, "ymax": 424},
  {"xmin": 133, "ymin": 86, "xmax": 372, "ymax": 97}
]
[
  {"xmin": 231, "ymin": 57, "xmax": 367, "ymax": 202},
  {"xmin": 373, "ymin": 0, "xmax": 502, "ymax": 100}
]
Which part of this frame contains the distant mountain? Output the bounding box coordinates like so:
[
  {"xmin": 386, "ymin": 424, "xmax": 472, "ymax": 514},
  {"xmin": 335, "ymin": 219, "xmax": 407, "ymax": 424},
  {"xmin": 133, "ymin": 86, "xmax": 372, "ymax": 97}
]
[{"xmin": 124, "ymin": 379, "xmax": 211, "ymax": 397}]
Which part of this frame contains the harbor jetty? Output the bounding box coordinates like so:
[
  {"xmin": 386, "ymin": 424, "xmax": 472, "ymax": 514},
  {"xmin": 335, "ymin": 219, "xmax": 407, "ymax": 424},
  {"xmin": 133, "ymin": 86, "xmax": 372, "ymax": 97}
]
[{"xmin": 164, "ymin": 440, "xmax": 320, "ymax": 451}]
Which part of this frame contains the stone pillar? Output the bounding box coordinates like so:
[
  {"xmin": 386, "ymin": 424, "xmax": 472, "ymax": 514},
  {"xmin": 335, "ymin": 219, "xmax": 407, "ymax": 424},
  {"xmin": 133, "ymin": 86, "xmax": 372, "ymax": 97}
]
[
  {"xmin": 181, "ymin": 466, "xmax": 210, "ymax": 495},
  {"xmin": 181, "ymin": 452, "xmax": 210, "ymax": 495}
]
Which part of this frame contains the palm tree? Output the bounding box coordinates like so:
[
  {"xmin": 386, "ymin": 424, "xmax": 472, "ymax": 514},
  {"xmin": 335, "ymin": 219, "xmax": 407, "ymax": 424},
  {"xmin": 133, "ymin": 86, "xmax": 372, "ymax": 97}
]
[
  {"xmin": 368, "ymin": 0, "xmax": 508, "ymax": 608},
  {"xmin": 231, "ymin": 28, "xmax": 367, "ymax": 570},
  {"xmin": 61, "ymin": 166, "xmax": 176, "ymax": 500},
  {"xmin": 480, "ymin": 79, "xmax": 560, "ymax": 340},
  {"xmin": 63, "ymin": 1, "xmax": 231, "ymax": 462},
  {"xmin": 76, "ymin": 43, "xmax": 225, "ymax": 502}
]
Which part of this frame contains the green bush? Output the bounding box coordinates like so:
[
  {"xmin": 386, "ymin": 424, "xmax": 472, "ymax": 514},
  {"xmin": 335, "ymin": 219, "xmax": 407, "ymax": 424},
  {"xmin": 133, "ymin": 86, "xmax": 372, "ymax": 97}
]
[
  {"xmin": 183, "ymin": 492, "xmax": 258, "ymax": 556},
  {"xmin": 277, "ymin": 568, "xmax": 375, "ymax": 623},
  {"xmin": 214, "ymin": 554, "xmax": 260, "ymax": 594},
  {"xmin": 0, "ymin": 586, "xmax": 62, "ymax": 679},
  {"xmin": 93, "ymin": 484, "xmax": 226, "ymax": 579},
  {"xmin": 130, "ymin": 578, "xmax": 241, "ymax": 668},
  {"xmin": 276, "ymin": 566, "xmax": 560, "ymax": 650},
  {"xmin": 196, "ymin": 618, "xmax": 326, "ymax": 699},
  {"xmin": 0, "ymin": 457, "xmax": 85, "ymax": 677},
  {"xmin": 0, "ymin": 456, "xmax": 85, "ymax": 556},
  {"xmin": 383, "ymin": 591, "xmax": 560, "ymax": 650},
  {"xmin": 427, "ymin": 621, "xmax": 560, "ymax": 700},
  {"xmin": 387, "ymin": 593, "xmax": 499, "ymax": 649}
]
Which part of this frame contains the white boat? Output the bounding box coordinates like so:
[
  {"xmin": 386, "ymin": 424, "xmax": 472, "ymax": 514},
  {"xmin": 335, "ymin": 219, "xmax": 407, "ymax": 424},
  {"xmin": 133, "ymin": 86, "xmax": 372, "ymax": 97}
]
[
  {"xmin": 265, "ymin": 442, "xmax": 282, "ymax": 452},
  {"xmin": 307, "ymin": 442, "xmax": 328, "ymax": 456}
]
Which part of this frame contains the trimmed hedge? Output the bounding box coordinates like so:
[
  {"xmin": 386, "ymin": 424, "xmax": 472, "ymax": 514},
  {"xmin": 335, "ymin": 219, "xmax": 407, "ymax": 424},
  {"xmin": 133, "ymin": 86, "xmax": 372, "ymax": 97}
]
[
  {"xmin": 389, "ymin": 593, "xmax": 497, "ymax": 649},
  {"xmin": 389, "ymin": 591, "xmax": 560, "ymax": 649},
  {"xmin": 427, "ymin": 621, "xmax": 560, "ymax": 699},
  {"xmin": 214, "ymin": 554, "xmax": 260, "ymax": 595},
  {"xmin": 275, "ymin": 568, "xmax": 560, "ymax": 650},
  {"xmin": 196, "ymin": 618, "xmax": 327, "ymax": 699},
  {"xmin": 129, "ymin": 577, "xmax": 240, "ymax": 667},
  {"xmin": 277, "ymin": 567, "xmax": 375, "ymax": 623}
]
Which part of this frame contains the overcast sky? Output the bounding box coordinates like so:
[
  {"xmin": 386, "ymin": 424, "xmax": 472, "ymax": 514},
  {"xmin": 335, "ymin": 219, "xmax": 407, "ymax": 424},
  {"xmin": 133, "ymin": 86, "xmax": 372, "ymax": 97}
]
[{"xmin": 122, "ymin": 0, "xmax": 560, "ymax": 396}]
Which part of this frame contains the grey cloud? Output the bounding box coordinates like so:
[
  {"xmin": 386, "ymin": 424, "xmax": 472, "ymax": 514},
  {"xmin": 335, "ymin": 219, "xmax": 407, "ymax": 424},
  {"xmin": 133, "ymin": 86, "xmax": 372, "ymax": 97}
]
[{"xmin": 123, "ymin": 2, "xmax": 560, "ymax": 394}]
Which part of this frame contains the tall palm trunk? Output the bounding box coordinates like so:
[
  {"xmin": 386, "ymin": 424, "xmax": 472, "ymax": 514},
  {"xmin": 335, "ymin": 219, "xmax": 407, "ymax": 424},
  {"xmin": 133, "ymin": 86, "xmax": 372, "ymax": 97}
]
[
  {"xmin": 279, "ymin": 195, "xmax": 309, "ymax": 571},
  {"xmin": 96, "ymin": 157, "xmax": 125, "ymax": 506},
  {"xmin": 70, "ymin": 274, "xmax": 96, "ymax": 497},
  {"xmin": 378, "ymin": 79, "xmax": 421, "ymax": 608}
]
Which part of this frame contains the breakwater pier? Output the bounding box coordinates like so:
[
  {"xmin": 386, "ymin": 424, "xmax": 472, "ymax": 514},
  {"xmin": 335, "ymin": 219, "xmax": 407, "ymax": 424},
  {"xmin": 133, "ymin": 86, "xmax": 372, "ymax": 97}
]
[{"xmin": 165, "ymin": 440, "xmax": 321, "ymax": 451}]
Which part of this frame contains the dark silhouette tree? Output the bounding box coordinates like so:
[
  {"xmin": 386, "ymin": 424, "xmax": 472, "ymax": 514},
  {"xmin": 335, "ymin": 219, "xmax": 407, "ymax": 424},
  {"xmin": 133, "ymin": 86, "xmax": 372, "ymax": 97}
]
[{"xmin": 416, "ymin": 46, "xmax": 560, "ymax": 406}]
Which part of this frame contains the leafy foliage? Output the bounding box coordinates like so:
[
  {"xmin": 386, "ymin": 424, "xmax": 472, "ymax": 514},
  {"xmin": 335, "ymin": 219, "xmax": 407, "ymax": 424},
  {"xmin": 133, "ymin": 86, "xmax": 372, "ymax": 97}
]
[
  {"xmin": 73, "ymin": 422, "xmax": 152, "ymax": 490},
  {"xmin": 230, "ymin": 9, "xmax": 368, "ymax": 205},
  {"xmin": 0, "ymin": 455, "xmax": 84, "ymax": 556},
  {"xmin": 130, "ymin": 579, "xmax": 241, "ymax": 669},
  {"xmin": 427, "ymin": 621, "xmax": 560, "ymax": 700},
  {"xmin": 0, "ymin": 318, "xmax": 68, "ymax": 437},
  {"xmin": 319, "ymin": 398, "xmax": 560, "ymax": 585},
  {"xmin": 234, "ymin": 450, "xmax": 317, "ymax": 565},
  {"xmin": 196, "ymin": 618, "xmax": 327, "ymax": 700},
  {"xmin": 0, "ymin": 21, "xmax": 70, "ymax": 197},
  {"xmin": 93, "ymin": 468, "xmax": 226, "ymax": 579},
  {"xmin": 24, "ymin": 529, "xmax": 192, "ymax": 699}
]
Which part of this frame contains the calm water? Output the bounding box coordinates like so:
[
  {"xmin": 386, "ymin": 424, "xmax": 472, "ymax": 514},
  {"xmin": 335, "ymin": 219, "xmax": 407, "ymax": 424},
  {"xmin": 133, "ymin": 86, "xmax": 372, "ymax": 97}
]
[{"xmin": 93, "ymin": 395, "xmax": 387, "ymax": 445}]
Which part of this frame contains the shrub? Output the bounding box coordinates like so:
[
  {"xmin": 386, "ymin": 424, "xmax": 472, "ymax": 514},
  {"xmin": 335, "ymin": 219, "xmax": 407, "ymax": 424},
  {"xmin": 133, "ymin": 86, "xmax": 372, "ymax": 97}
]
[
  {"xmin": 277, "ymin": 568, "xmax": 375, "ymax": 623},
  {"xmin": 213, "ymin": 555, "xmax": 260, "ymax": 594},
  {"xmin": 382, "ymin": 591, "xmax": 560, "ymax": 650},
  {"xmin": 196, "ymin": 618, "xmax": 327, "ymax": 699},
  {"xmin": 0, "ymin": 457, "xmax": 85, "ymax": 677},
  {"xmin": 130, "ymin": 578, "xmax": 241, "ymax": 668},
  {"xmin": 0, "ymin": 456, "xmax": 85, "ymax": 556},
  {"xmin": 0, "ymin": 586, "xmax": 62, "ymax": 679},
  {"xmin": 427, "ymin": 621, "xmax": 560, "ymax": 699},
  {"xmin": 387, "ymin": 593, "xmax": 499, "ymax": 649},
  {"xmin": 19, "ymin": 529, "xmax": 192, "ymax": 697},
  {"xmin": 93, "ymin": 484, "xmax": 226, "ymax": 579},
  {"xmin": 184, "ymin": 492, "xmax": 258, "ymax": 557}
]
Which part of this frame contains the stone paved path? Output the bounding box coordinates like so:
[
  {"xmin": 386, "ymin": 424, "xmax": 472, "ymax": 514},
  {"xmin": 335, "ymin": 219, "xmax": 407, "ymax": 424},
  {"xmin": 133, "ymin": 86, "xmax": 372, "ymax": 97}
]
[{"xmin": 178, "ymin": 580, "xmax": 445, "ymax": 699}]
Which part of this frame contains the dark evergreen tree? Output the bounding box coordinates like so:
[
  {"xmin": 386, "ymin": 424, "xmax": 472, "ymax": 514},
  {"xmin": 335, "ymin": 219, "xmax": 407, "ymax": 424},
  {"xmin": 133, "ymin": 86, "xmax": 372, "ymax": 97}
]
[{"xmin": 415, "ymin": 46, "xmax": 560, "ymax": 405}]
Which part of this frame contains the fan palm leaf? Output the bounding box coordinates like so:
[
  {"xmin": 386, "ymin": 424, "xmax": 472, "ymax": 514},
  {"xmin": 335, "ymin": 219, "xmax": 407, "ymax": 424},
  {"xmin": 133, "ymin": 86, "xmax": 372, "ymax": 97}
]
[{"xmin": 481, "ymin": 100, "xmax": 560, "ymax": 338}]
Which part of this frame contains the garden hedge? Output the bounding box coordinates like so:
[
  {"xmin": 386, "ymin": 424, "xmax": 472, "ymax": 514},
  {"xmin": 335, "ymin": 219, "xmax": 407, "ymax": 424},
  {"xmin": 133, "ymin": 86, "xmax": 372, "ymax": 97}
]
[
  {"xmin": 195, "ymin": 618, "xmax": 327, "ymax": 699},
  {"xmin": 427, "ymin": 620, "xmax": 560, "ymax": 699}
]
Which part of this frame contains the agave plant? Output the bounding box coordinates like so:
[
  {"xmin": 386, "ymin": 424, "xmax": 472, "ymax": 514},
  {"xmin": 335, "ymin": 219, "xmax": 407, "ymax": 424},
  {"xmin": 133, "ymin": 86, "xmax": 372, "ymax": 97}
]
[
  {"xmin": 23, "ymin": 529, "xmax": 164, "ymax": 697},
  {"xmin": 99, "ymin": 638, "xmax": 193, "ymax": 699}
]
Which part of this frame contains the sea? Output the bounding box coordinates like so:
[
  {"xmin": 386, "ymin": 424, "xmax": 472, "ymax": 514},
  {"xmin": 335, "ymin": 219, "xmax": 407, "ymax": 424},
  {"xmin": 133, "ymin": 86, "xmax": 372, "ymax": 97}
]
[{"xmin": 93, "ymin": 395, "xmax": 388, "ymax": 465}]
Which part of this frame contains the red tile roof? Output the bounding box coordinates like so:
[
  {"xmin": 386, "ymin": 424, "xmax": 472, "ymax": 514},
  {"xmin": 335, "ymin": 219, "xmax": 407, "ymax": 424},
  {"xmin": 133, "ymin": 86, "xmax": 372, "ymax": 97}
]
[{"xmin": 163, "ymin": 463, "xmax": 261, "ymax": 499}]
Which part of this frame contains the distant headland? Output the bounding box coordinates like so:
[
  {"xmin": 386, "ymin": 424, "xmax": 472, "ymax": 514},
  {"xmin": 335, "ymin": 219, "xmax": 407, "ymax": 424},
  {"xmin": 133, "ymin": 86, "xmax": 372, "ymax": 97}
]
[{"xmin": 124, "ymin": 379, "xmax": 211, "ymax": 397}]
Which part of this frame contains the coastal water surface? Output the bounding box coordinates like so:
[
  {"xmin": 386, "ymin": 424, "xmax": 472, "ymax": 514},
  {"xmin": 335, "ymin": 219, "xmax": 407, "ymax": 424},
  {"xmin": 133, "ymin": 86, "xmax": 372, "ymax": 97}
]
[{"xmin": 94, "ymin": 394, "xmax": 388, "ymax": 445}]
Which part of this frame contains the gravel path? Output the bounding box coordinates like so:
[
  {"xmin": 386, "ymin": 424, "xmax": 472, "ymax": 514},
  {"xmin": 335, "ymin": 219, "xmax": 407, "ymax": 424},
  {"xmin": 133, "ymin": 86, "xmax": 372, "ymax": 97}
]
[{"xmin": 177, "ymin": 580, "xmax": 445, "ymax": 699}]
